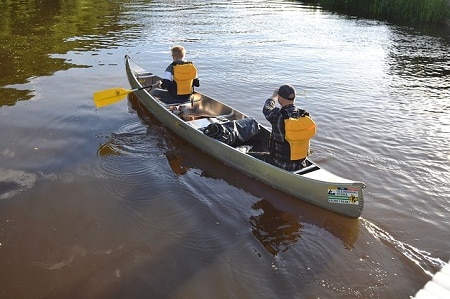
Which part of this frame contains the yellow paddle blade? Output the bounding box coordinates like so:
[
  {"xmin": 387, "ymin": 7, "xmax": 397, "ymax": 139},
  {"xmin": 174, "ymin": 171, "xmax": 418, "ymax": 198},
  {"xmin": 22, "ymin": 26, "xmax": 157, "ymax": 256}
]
[{"xmin": 93, "ymin": 87, "xmax": 133, "ymax": 108}]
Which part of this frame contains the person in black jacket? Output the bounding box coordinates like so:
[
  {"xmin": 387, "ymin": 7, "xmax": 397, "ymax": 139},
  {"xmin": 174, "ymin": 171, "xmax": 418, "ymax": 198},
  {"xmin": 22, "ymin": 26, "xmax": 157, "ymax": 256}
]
[{"xmin": 263, "ymin": 84, "xmax": 316, "ymax": 171}]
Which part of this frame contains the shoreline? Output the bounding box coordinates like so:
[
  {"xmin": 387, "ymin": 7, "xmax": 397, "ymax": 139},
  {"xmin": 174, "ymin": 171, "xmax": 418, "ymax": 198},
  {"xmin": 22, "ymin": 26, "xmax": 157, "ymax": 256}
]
[{"xmin": 309, "ymin": 0, "xmax": 450, "ymax": 24}]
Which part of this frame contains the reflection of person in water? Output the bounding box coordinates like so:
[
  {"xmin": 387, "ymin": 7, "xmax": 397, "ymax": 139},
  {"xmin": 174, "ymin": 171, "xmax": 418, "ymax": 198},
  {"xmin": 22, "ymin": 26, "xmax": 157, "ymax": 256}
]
[
  {"xmin": 249, "ymin": 199, "xmax": 303, "ymax": 256},
  {"xmin": 166, "ymin": 152, "xmax": 189, "ymax": 176}
]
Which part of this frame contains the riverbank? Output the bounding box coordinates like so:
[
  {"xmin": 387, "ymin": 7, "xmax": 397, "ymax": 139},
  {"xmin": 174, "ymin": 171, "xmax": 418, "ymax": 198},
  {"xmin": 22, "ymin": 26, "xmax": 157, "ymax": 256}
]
[{"xmin": 304, "ymin": 0, "xmax": 450, "ymax": 24}]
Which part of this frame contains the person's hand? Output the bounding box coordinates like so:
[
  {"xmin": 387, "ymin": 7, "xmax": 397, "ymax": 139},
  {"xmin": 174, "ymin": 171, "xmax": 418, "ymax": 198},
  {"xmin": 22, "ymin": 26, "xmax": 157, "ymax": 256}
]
[{"xmin": 272, "ymin": 88, "xmax": 278, "ymax": 98}]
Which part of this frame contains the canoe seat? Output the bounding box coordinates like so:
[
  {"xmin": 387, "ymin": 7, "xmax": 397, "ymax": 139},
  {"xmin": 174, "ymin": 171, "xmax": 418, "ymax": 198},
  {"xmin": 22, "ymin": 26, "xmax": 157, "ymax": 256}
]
[
  {"xmin": 139, "ymin": 74, "xmax": 156, "ymax": 79},
  {"xmin": 137, "ymin": 73, "xmax": 156, "ymax": 79},
  {"xmin": 293, "ymin": 164, "xmax": 320, "ymax": 175}
]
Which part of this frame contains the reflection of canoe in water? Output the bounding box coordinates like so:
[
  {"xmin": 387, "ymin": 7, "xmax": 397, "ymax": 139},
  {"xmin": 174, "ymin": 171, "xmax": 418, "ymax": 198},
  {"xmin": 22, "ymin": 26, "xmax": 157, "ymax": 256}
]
[{"xmin": 125, "ymin": 55, "xmax": 366, "ymax": 218}]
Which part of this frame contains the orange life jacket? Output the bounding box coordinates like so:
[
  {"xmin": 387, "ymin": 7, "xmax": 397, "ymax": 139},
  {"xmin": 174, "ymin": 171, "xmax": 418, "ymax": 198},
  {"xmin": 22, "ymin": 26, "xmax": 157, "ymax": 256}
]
[
  {"xmin": 173, "ymin": 63, "xmax": 197, "ymax": 95},
  {"xmin": 283, "ymin": 116, "xmax": 316, "ymax": 160}
]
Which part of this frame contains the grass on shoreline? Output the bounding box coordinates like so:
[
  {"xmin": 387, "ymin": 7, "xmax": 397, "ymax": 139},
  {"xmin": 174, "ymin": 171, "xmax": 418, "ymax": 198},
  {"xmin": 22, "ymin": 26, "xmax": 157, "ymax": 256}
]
[{"xmin": 310, "ymin": 0, "xmax": 450, "ymax": 23}]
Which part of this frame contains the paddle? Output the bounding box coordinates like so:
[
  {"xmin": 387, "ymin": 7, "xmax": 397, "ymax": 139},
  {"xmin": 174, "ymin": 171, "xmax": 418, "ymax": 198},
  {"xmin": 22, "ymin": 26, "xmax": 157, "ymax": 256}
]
[{"xmin": 93, "ymin": 84, "xmax": 158, "ymax": 108}]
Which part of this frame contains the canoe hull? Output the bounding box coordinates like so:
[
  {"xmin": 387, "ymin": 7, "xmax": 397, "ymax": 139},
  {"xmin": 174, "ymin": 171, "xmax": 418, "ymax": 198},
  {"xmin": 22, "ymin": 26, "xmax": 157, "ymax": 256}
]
[{"xmin": 125, "ymin": 55, "xmax": 365, "ymax": 218}]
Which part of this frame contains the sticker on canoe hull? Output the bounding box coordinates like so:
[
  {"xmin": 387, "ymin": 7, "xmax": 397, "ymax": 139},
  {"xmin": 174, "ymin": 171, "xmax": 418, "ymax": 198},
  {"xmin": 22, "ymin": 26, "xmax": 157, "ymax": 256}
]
[{"xmin": 327, "ymin": 187, "xmax": 359, "ymax": 204}]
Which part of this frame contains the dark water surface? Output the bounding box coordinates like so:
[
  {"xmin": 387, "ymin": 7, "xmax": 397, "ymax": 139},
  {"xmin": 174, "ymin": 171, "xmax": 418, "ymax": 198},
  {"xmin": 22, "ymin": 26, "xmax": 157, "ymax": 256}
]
[{"xmin": 1, "ymin": 0, "xmax": 449, "ymax": 298}]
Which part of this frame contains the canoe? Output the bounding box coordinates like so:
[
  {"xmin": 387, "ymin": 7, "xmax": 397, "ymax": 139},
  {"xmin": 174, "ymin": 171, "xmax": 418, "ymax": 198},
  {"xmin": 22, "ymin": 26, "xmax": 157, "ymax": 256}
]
[{"xmin": 124, "ymin": 55, "xmax": 366, "ymax": 218}]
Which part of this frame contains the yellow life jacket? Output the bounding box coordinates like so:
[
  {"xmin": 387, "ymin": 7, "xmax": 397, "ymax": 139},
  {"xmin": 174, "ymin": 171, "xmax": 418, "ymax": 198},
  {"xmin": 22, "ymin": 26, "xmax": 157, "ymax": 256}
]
[
  {"xmin": 173, "ymin": 63, "xmax": 197, "ymax": 95},
  {"xmin": 284, "ymin": 116, "xmax": 316, "ymax": 160}
]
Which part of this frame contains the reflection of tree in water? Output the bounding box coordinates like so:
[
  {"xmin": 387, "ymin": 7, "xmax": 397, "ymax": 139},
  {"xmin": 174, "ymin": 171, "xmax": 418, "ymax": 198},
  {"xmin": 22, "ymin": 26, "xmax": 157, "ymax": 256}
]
[
  {"xmin": 386, "ymin": 27, "xmax": 450, "ymax": 103},
  {"xmin": 0, "ymin": 0, "xmax": 135, "ymax": 106},
  {"xmin": 249, "ymin": 199, "xmax": 302, "ymax": 256}
]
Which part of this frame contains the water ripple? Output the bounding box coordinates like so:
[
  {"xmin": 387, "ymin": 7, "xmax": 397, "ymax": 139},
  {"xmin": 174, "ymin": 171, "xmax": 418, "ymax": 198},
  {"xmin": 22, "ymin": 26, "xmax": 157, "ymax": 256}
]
[
  {"xmin": 97, "ymin": 120, "xmax": 172, "ymax": 198},
  {"xmin": 361, "ymin": 218, "xmax": 446, "ymax": 277}
]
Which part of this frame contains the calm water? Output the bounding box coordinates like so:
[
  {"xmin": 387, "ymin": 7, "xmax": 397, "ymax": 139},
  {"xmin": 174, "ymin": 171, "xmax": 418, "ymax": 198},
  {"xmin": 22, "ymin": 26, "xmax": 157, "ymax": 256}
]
[{"xmin": 0, "ymin": 0, "xmax": 449, "ymax": 298}]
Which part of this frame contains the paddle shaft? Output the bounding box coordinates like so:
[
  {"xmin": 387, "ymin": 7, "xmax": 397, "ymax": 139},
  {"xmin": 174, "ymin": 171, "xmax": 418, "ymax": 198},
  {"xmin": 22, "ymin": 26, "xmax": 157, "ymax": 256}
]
[{"xmin": 131, "ymin": 84, "xmax": 159, "ymax": 93}]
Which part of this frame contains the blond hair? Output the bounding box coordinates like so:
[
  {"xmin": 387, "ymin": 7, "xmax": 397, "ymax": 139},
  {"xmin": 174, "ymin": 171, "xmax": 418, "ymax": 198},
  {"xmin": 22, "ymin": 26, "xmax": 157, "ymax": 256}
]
[{"xmin": 171, "ymin": 46, "xmax": 186, "ymax": 60}]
